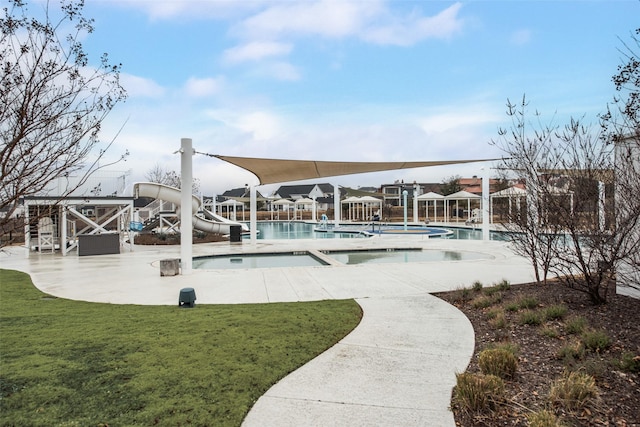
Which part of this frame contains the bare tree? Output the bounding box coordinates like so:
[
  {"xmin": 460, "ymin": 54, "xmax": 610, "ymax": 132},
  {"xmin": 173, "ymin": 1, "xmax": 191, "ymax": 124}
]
[
  {"xmin": 0, "ymin": 0, "xmax": 127, "ymax": 246},
  {"xmin": 601, "ymin": 28, "xmax": 640, "ymax": 295},
  {"xmin": 492, "ymin": 95, "xmax": 640, "ymax": 304},
  {"xmin": 440, "ymin": 175, "xmax": 462, "ymax": 195},
  {"xmin": 144, "ymin": 163, "xmax": 201, "ymax": 195}
]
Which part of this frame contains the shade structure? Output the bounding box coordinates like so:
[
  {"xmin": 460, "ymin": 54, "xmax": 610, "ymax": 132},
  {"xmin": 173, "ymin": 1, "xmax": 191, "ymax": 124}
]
[{"xmin": 211, "ymin": 155, "xmax": 500, "ymax": 185}]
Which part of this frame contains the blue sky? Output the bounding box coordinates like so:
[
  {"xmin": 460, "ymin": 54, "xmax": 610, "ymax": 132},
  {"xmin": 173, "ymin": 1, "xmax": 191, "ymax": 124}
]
[{"xmin": 72, "ymin": 0, "xmax": 639, "ymax": 195}]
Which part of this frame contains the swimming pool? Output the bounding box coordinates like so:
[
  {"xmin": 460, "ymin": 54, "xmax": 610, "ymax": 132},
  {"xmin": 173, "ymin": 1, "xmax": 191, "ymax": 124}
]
[
  {"xmin": 322, "ymin": 248, "xmax": 493, "ymax": 265},
  {"xmin": 193, "ymin": 252, "xmax": 328, "ymax": 270},
  {"xmin": 247, "ymin": 221, "xmax": 507, "ymax": 241}
]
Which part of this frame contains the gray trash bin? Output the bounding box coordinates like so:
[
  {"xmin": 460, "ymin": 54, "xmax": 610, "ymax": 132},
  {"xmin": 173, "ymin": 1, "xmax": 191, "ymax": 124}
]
[{"xmin": 230, "ymin": 225, "xmax": 242, "ymax": 243}]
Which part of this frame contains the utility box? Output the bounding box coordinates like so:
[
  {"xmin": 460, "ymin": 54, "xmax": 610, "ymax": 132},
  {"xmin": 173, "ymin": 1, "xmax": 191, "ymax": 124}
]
[
  {"xmin": 78, "ymin": 233, "xmax": 120, "ymax": 256},
  {"xmin": 179, "ymin": 287, "xmax": 196, "ymax": 308},
  {"xmin": 160, "ymin": 259, "xmax": 180, "ymax": 276},
  {"xmin": 230, "ymin": 225, "xmax": 242, "ymax": 243}
]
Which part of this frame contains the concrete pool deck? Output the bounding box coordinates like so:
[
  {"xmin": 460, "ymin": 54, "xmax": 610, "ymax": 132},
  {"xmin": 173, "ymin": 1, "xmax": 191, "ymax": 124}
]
[{"xmin": 0, "ymin": 237, "xmax": 535, "ymax": 426}]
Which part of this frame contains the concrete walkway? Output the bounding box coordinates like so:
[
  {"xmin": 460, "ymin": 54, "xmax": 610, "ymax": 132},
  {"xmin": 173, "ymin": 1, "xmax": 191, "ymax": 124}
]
[{"xmin": 0, "ymin": 237, "xmax": 535, "ymax": 426}]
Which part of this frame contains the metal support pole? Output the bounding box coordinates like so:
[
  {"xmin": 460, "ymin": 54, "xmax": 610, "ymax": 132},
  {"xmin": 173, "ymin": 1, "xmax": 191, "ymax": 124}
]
[
  {"xmin": 250, "ymin": 185, "xmax": 257, "ymax": 244},
  {"xmin": 403, "ymin": 190, "xmax": 408, "ymax": 230},
  {"xmin": 482, "ymin": 165, "xmax": 490, "ymax": 241},
  {"xmin": 180, "ymin": 138, "xmax": 193, "ymax": 275}
]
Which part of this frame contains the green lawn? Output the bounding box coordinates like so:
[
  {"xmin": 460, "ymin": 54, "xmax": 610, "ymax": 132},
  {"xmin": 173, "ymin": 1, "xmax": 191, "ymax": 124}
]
[{"xmin": 0, "ymin": 269, "xmax": 362, "ymax": 426}]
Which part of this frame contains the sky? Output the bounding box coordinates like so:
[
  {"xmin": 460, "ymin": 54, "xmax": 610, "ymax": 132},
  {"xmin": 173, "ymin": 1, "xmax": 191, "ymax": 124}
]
[{"xmin": 58, "ymin": 0, "xmax": 640, "ymax": 196}]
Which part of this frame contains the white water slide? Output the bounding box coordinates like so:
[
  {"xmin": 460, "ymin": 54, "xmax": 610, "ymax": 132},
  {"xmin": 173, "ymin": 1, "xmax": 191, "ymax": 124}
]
[{"xmin": 133, "ymin": 182, "xmax": 249, "ymax": 234}]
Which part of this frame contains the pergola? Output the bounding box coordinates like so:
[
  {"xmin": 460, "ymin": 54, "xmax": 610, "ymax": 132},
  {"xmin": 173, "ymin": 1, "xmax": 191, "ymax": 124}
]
[
  {"xmin": 341, "ymin": 196, "xmax": 382, "ymax": 222},
  {"xmin": 417, "ymin": 192, "xmax": 445, "ymax": 222},
  {"xmin": 294, "ymin": 197, "xmax": 316, "ymax": 221},
  {"xmin": 272, "ymin": 199, "xmax": 294, "ymax": 220},
  {"xmin": 219, "ymin": 198, "xmax": 245, "ymax": 221},
  {"xmin": 445, "ymin": 190, "xmax": 481, "ymax": 223},
  {"xmin": 489, "ymin": 186, "xmax": 527, "ymax": 224}
]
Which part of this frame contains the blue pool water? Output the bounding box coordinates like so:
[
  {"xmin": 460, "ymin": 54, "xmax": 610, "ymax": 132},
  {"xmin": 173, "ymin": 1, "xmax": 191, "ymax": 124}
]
[{"xmin": 246, "ymin": 221, "xmax": 507, "ymax": 241}]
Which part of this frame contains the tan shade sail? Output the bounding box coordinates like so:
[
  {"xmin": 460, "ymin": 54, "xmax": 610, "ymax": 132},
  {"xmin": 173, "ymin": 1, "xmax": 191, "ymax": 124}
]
[{"xmin": 212, "ymin": 155, "xmax": 499, "ymax": 185}]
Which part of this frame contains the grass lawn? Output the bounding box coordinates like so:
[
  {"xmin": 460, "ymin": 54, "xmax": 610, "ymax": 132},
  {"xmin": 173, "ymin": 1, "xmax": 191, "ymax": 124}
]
[{"xmin": 0, "ymin": 269, "xmax": 362, "ymax": 426}]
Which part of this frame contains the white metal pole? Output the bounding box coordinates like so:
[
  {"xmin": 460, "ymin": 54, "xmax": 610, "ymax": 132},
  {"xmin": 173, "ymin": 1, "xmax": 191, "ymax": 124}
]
[
  {"xmin": 333, "ymin": 184, "xmax": 340, "ymax": 226},
  {"xmin": 403, "ymin": 190, "xmax": 408, "ymax": 230},
  {"xmin": 250, "ymin": 185, "xmax": 257, "ymax": 244},
  {"xmin": 413, "ymin": 188, "xmax": 418, "ymax": 223},
  {"xmin": 482, "ymin": 165, "xmax": 490, "ymax": 241},
  {"xmin": 180, "ymin": 138, "xmax": 193, "ymax": 275}
]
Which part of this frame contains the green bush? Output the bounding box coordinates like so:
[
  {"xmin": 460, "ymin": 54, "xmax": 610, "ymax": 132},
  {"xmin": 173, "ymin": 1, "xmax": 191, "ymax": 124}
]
[
  {"xmin": 471, "ymin": 295, "xmax": 495, "ymax": 309},
  {"xmin": 454, "ymin": 373, "xmax": 504, "ymax": 412},
  {"xmin": 540, "ymin": 325, "xmax": 560, "ymax": 339},
  {"xmin": 556, "ymin": 341, "xmax": 585, "ymax": 364},
  {"xmin": 478, "ymin": 348, "xmax": 518, "ymax": 379},
  {"xmin": 619, "ymin": 352, "xmax": 640, "ymax": 373},
  {"xmin": 518, "ymin": 296, "xmax": 539, "ymax": 309},
  {"xmin": 565, "ymin": 316, "xmax": 587, "ymax": 335},
  {"xmin": 472, "ymin": 280, "xmax": 483, "ymax": 292},
  {"xmin": 527, "ymin": 409, "xmax": 567, "ymax": 427},
  {"xmin": 489, "ymin": 312, "xmax": 507, "ymax": 330},
  {"xmin": 504, "ymin": 302, "xmax": 520, "ymax": 312},
  {"xmin": 549, "ymin": 371, "xmax": 598, "ymax": 410},
  {"xmin": 519, "ymin": 310, "xmax": 543, "ymax": 326},
  {"xmin": 544, "ymin": 304, "xmax": 568, "ymax": 321},
  {"xmin": 495, "ymin": 279, "xmax": 511, "ymax": 291},
  {"xmin": 581, "ymin": 329, "xmax": 611, "ymax": 352}
]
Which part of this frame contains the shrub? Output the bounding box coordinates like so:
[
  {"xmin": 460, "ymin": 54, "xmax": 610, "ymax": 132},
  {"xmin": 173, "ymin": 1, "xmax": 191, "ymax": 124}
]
[
  {"xmin": 619, "ymin": 352, "xmax": 640, "ymax": 373},
  {"xmin": 519, "ymin": 310, "xmax": 543, "ymax": 326},
  {"xmin": 544, "ymin": 304, "xmax": 568, "ymax": 321},
  {"xmin": 495, "ymin": 279, "xmax": 511, "ymax": 291},
  {"xmin": 472, "ymin": 280, "xmax": 483, "ymax": 292},
  {"xmin": 471, "ymin": 296, "xmax": 495, "ymax": 309},
  {"xmin": 549, "ymin": 371, "xmax": 598, "ymax": 410},
  {"xmin": 485, "ymin": 308, "xmax": 501, "ymax": 319},
  {"xmin": 556, "ymin": 341, "xmax": 585, "ymax": 364},
  {"xmin": 478, "ymin": 348, "xmax": 518, "ymax": 379},
  {"xmin": 565, "ymin": 316, "xmax": 587, "ymax": 335},
  {"xmin": 489, "ymin": 312, "xmax": 507, "ymax": 330},
  {"xmin": 454, "ymin": 373, "xmax": 504, "ymax": 412},
  {"xmin": 518, "ymin": 296, "xmax": 539, "ymax": 309},
  {"xmin": 453, "ymin": 286, "xmax": 472, "ymax": 303},
  {"xmin": 581, "ymin": 329, "xmax": 611, "ymax": 352},
  {"xmin": 505, "ymin": 302, "xmax": 520, "ymax": 312},
  {"xmin": 540, "ymin": 325, "xmax": 560, "ymax": 339},
  {"xmin": 527, "ymin": 409, "xmax": 567, "ymax": 427}
]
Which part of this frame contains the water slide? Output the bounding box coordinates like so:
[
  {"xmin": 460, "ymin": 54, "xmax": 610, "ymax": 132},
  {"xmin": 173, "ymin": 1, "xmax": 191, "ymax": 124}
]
[{"xmin": 133, "ymin": 182, "xmax": 249, "ymax": 234}]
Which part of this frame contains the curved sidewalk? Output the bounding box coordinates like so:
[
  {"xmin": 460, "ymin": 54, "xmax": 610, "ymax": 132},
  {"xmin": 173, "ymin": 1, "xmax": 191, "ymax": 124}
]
[
  {"xmin": 243, "ymin": 294, "xmax": 474, "ymax": 426},
  {"xmin": 0, "ymin": 238, "xmax": 534, "ymax": 426}
]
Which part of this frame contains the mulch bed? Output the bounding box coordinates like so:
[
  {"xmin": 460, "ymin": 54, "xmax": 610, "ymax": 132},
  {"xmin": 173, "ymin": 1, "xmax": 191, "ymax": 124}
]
[{"xmin": 434, "ymin": 281, "xmax": 640, "ymax": 427}]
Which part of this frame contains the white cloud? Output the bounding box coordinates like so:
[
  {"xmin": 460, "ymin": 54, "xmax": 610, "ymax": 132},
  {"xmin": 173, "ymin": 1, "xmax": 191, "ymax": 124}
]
[
  {"xmin": 510, "ymin": 29, "xmax": 532, "ymax": 46},
  {"xmin": 119, "ymin": 74, "xmax": 165, "ymax": 98},
  {"xmin": 205, "ymin": 109, "xmax": 283, "ymax": 141},
  {"xmin": 183, "ymin": 76, "xmax": 223, "ymax": 98},
  {"xmin": 223, "ymin": 41, "xmax": 293, "ymax": 64},
  {"xmin": 235, "ymin": 0, "xmax": 380, "ymax": 40},
  {"xmin": 362, "ymin": 2, "xmax": 464, "ymax": 46}
]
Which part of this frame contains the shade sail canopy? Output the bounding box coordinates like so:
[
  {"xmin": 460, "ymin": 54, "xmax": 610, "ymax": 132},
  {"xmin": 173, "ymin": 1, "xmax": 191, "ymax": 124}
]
[{"xmin": 212, "ymin": 155, "xmax": 499, "ymax": 185}]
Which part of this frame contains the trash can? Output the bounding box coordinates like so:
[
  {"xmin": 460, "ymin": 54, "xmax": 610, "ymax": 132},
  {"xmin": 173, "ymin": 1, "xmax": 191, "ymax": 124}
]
[
  {"xmin": 179, "ymin": 287, "xmax": 196, "ymax": 308},
  {"xmin": 160, "ymin": 259, "xmax": 180, "ymax": 276},
  {"xmin": 230, "ymin": 225, "xmax": 242, "ymax": 243}
]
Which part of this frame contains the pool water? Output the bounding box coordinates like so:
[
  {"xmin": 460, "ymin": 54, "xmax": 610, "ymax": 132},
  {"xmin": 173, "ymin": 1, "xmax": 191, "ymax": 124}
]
[
  {"xmin": 193, "ymin": 252, "xmax": 327, "ymax": 269},
  {"xmin": 247, "ymin": 221, "xmax": 507, "ymax": 241},
  {"xmin": 248, "ymin": 221, "xmax": 366, "ymax": 239},
  {"xmin": 323, "ymin": 249, "xmax": 493, "ymax": 265}
]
